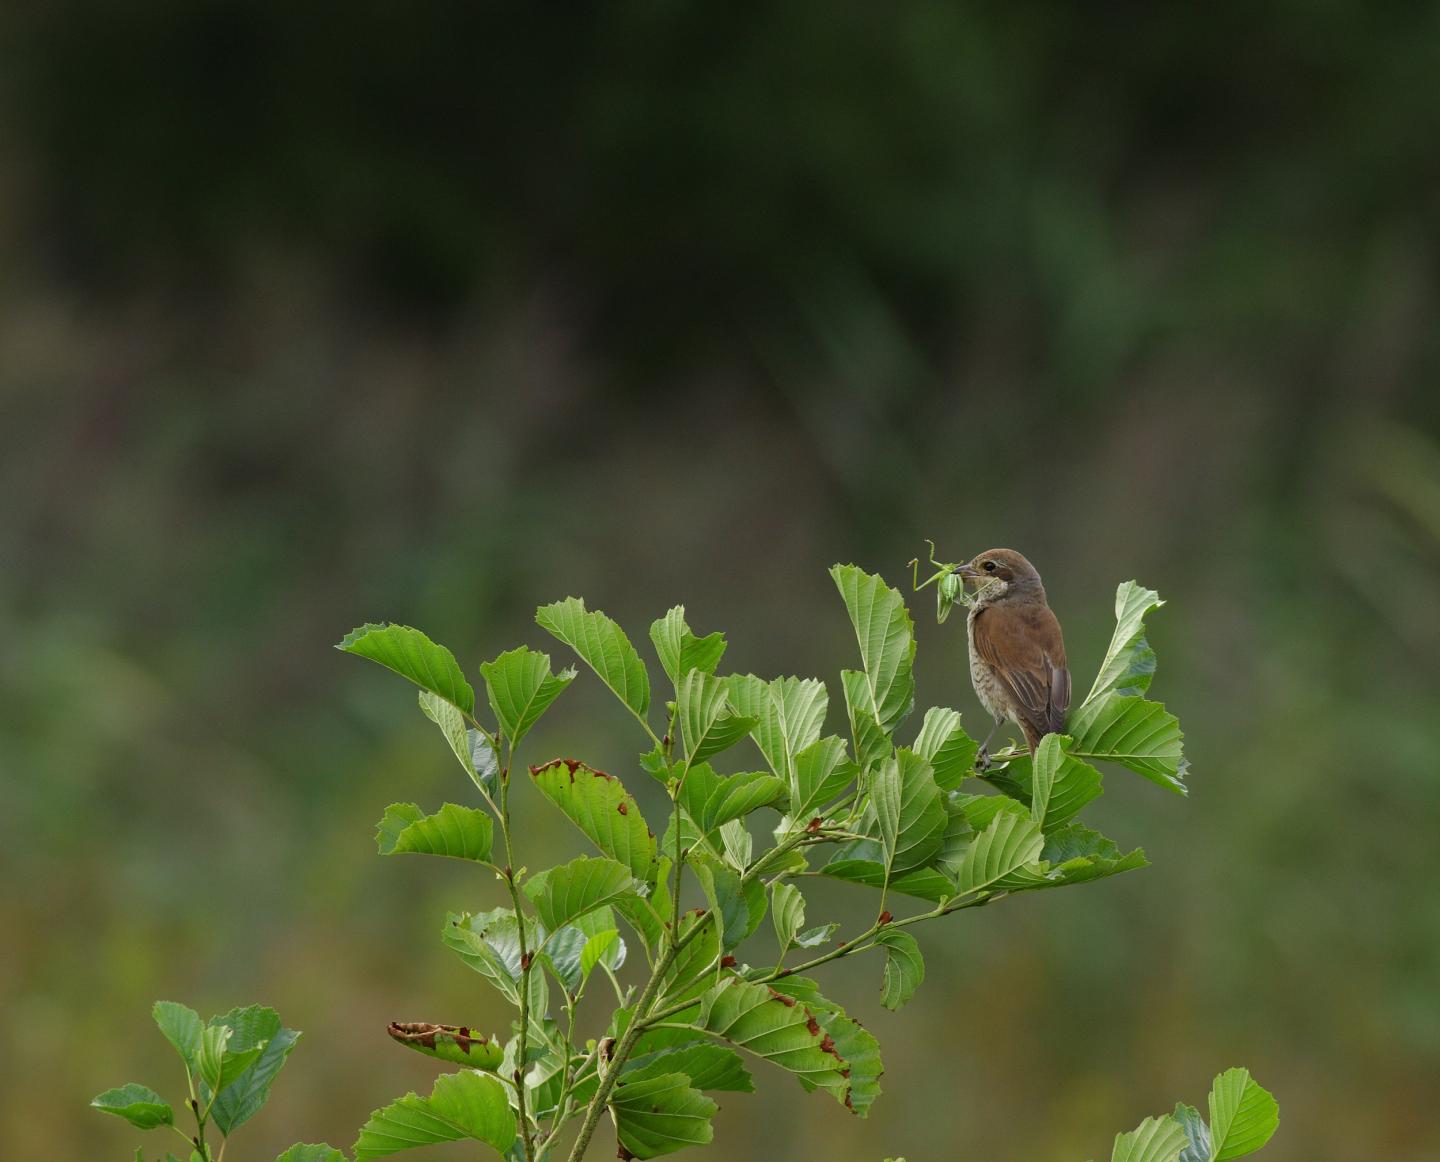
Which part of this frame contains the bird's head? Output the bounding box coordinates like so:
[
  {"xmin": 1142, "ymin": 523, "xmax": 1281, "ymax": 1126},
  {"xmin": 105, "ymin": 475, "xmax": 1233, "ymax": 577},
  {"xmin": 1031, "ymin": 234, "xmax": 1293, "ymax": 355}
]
[{"xmin": 956, "ymin": 548, "xmax": 1045, "ymax": 605}]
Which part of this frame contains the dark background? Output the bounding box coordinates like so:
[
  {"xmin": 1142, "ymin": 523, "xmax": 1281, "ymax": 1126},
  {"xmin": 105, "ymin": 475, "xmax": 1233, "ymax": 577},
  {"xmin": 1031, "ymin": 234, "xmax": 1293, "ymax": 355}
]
[{"xmin": 4, "ymin": 3, "xmax": 1439, "ymax": 1159}]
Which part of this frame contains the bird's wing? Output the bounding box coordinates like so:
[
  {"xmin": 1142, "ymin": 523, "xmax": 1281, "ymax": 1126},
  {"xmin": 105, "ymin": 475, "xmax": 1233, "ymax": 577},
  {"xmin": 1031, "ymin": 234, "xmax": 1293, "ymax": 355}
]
[{"xmin": 971, "ymin": 603, "xmax": 1069, "ymax": 737}]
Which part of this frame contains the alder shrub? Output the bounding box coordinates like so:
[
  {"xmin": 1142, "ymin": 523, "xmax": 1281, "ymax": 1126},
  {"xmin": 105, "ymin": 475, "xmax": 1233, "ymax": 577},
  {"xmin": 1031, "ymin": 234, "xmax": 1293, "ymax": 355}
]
[{"xmin": 93, "ymin": 562, "xmax": 1279, "ymax": 1161}]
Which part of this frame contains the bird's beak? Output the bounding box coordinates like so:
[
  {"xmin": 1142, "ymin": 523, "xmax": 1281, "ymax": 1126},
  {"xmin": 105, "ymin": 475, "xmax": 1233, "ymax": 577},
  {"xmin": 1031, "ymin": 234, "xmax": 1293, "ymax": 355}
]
[{"xmin": 955, "ymin": 563, "xmax": 979, "ymax": 581}]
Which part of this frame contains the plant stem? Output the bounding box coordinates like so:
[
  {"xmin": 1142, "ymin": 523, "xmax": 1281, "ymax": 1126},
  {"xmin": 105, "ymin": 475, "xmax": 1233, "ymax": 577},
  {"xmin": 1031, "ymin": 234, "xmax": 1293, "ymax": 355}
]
[
  {"xmin": 497, "ymin": 740, "xmax": 537, "ymax": 1162},
  {"xmin": 563, "ymin": 940, "xmax": 680, "ymax": 1162}
]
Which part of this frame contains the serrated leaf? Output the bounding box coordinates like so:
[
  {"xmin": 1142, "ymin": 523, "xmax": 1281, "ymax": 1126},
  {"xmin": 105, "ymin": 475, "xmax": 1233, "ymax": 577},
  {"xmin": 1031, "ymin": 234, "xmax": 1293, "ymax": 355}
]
[
  {"xmin": 678, "ymin": 765, "xmax": 785, "ymax": 837},
  {"xmin": 718, "ymin": 819, "xmax": 752, "ymax": 869},
  {"xmin": 197, "ymin": 1024, "xmax": 233, "ymax": 1093},
  {"xmin": 444, "ymin": 909, "xmax": 547, "ymax": 1015},
  {"xmin": 1111, "ymin": 1114, "xmax": 1189, "ymax": 1162},
  {"xmin": 338, "ymin": 623, "xmax": 475, "ymax": 716},
  {"xmin": 418, "ymin": 691, "xmax": 499, "ymax": 796},
  {"xmin": 952, "ymin": 808, "xmax": 1046, "ymax": 895},
  {"xmin": 1085, "ymin": 581, "xmax": 1165, "ymax": 706},
  {"xmin": 1038, "ymin": 824, "xmax": 1148, "ymax": 887},
  {"xmin": 911, "ymin": 707, "xmax": 978, "ymax": 791},
  {"xmin": 657, "ymin": 911, "xmax": 723, "ymax": 1007},
  {"xmin": 788, "ymin": 735, "xmax": 857, "ymax": 819},
  {"xmin": 524, "ymin": 855, "xmax": 637, "ymax": 931},
  {"xmin": 352, "ymin": 1069, "xmax": 516, "ymax": 1160},
  {"xmin": 875, "ymin": 929, "xmax": 924, "ymax": 1010},
  {"xmin": 1173, "ymin": 1103, "xmax": 1211, "ymax": 1162},
  {"xmin": 691, "ymin": 978, "xmax": 850, "ymax": 1102},
  {"xmin": 841, "ymin": 669, "xmax": 890, "ymax": 772},
  {"xmin": 1207, "ymin": 1068, "xmax": 1279, "ymax": 1159},
  {"xmin": 693, "ymin": 860, "xmax": 767, "ymax": 950},
  {"xmin": 771, "ymin": 881, "xmax": 805, "ymax": 954},
  {"xmin": 678, "ymin": 670, "xmax": 758, "ymax": 763},
  {"xmin": 387, "ymin": 1023, "xmax": 504, "ymax": 1070},
  {"xmin": 478, "ymin": 646, "xmax": 575, "ymax": 749},
  {"xmin": 1029, "ymin": 733, "xmax": 1063, "ymax": 829},
  {"xmin": 821, "ymin": 847, "xmax": 958, "ymax": 902},
  {"xmin": 536, "ymin": 596, "xmax": 650, "ymax": 721},
  {"xmin": 650, "ymin": 606, "xmax": 727, "ymax": 687},
  {"xmin": 152, "ymin": 1001, "xmax": 202, "ymax": 1071},
  {"xmin": 91, "ymin": 1084, "xmax": 173, "ymax": 1129},
  {"xmin": 622, "ymin": 1043, "xmax": 753, "ymax": 1093},
  {"xmin": 207, "ymin": 1005, "xmax": 300, "ymax": 1135},
  {"xmin": 767, "ymin": 977, "xmax": 884, "ymax": 1115},
  {"xmin": 875, "ymin": 749, "xmax": 948, "ymax": 876},
  {"xmin": 830, "ymin": 564, "xmax": 916, "ymax": 733},
  {"xmin": 985, "ymin": 747, "xmax": 1103, "ymax": 832},
  {"xmin": 580, "ymin": 926, "xmax": 624, "ymax": 979},
  {"xmin": 529, "ymin": 759, "xmax": 656, "ymax": 880},
  {"xmin": 1069, "ymin": 695, "xmax": 1187, "ymax": 794},
  {"xmin": 610, "ymin": 1069, "xmax": 717, "ymax": 1159},
  {"xmin": 376, "ymin": 802, "xmax": 494, "ymax": 863},
  {"xmin": 275, "ymin": 1146, "xmax": 346, "ymax": 1162}
]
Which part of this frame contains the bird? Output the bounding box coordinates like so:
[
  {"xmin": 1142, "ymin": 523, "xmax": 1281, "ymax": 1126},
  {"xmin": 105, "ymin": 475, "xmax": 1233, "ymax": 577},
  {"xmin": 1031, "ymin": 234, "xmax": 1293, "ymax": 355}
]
[{"xmin": 956, "ymin": 548, "xmax": 1070, "ymax": 762}]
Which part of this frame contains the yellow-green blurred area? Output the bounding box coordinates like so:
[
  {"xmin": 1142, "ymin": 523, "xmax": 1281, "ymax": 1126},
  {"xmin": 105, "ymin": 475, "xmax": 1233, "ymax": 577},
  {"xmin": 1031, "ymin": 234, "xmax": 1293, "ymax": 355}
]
[{"xmin": 3, "ymin": 3, "xmax": 1438, "ymax": 1159}]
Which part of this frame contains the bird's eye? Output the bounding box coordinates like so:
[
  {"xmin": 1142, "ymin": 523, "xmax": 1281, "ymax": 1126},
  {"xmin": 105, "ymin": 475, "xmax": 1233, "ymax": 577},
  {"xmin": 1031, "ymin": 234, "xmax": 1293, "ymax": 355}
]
[{"xmin": 982, "ymin": 560, "xmax": 996, "ymax": 573}]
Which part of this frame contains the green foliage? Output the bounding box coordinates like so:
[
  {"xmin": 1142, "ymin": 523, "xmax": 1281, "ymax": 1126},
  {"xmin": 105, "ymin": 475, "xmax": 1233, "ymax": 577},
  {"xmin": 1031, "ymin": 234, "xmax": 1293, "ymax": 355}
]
[
  {"xmin": 1107, "ymin": 1069, "xmax": 1279, "ymax": 1162},
  {"xmin": 91, "ymin": 1002, "xmax": 310, "ymax": 1160},
  {"xmin": 352, "ymin": 1071, "xmax": 515, "ymax": 1160},
  {"xmin": 101, "ymin": 558, "xmax": 1254, "ymax": 1162}
]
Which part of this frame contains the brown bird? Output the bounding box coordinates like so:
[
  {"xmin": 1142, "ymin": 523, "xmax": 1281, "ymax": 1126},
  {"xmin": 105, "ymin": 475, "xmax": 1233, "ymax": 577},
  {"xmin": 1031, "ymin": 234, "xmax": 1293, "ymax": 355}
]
[{"xmin": 957, "ymin": 548, "xmax": 1070, "ymax": 761}]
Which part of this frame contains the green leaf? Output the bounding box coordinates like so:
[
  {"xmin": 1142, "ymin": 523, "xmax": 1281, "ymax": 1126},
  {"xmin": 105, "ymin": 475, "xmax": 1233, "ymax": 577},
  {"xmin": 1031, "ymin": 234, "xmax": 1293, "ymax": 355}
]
[
  {"xmin": 952, "ymin": 808, "xmax": 1046, "ymax": 895},
  {"xmin": 352, "ymin": 1070, "xmax": 516, "ymax": 1160},
  {"xmin": 207, "ymin": 1005, "xmax": 300, "ymax": 1135},
  {"xmin": 678, "ymin": 765, "xmax": 785, "ymax": 836},
  {"xmin": 1111, "ymin": 1114, "xmax": 1189, "ymax": 1162},
  {"xmin": 524, "ymin": 855, "xmax": 637, "ymax": 931},
  {"xmin": 771, "ymin": 881, "xmax": 805, "ymax": 954},
  {"xmin": 610, "ymin": 1068, "xmax": 717, "ymax": 1159},
  {"xmin": 718, "ymin": 819, "xmax": 752, "ymax": 869},
  {"xmin": 876, "ymin": 749, "xmax": 948, "ymax": 875},
  {"xmin": 767, "ymin": 977, "xmax": 884, "ymax": 1115},
  {"xmin": 911, "ymin": 707, "xmax": 978, "ymax": 791},
  {"xmin": 678, "ymin": 670, "xmax": 759, "ymax": 763},
  {"xmin": 91, "ymin": 1084, "xmax": 173, "ymax": 1130},
  {"xmin": 727, "ymin": 675, "xmax": 831, "ymax": 784},
  {"xmin": 657, "ymin": 911, "xmax": 724, "ymax": 1007},
  {"xmin": 1207, "ymin": 1068, "xmax": 1279, "ymax": 1159},
  {"xmin": 875, "ymin": 930, "xmax": 924, "ymax": 1010},
  {"xmin": 1039, "ymin": 824, "xmax": 1148, "ymax": 887},
  {"xmin": 1029, "ymin": 733, "xmax": 1063, "ymax": 829},
  {"xmin": 794, "ymin": 923, "xmax": 838, "ymax": 948},
  {"xmin": 820, "ymin": 855, "xmax": 958, "ymax": 902},
  {"xmin": 691, "ymin": 978, "xmax": 850, "ymax": 1103},
  {"xmin": 337, "ymin": 623, "xmax": 475, "ymax": 716},
  {"xmin": 275, "ymin": 1146, "xmax": 347, "ymax": 1162},
  {"xmin": 386, "ymin": 1022, "xmax": 504, "ymax": 1070},
  {"xmin": 1085, "ymin": 581, "xmax": 1164, "ymax": 706},
  {"xmin": 830, "ymin": 564, "xmax": 916, "ymax": 733},
  {"xmin": 197, "ymin": 1024, "xmax": 234, "ymax": 1093},
  {"xmin": 622, "ymin": 1043, "xmax": 752, "ymax": 1093},
  {"xmin": 1173, "ymin": 1103, "xmax": 1211, "ymax": 1162},
  {"xmin": 478, "ymin": 646, "xmax": 575, "ymax": 749},
  {"xmin": 693, "ymin": 860, "xmax": 767, "ymax": 950},
  {"xmin": 841, "ymin": 669, "xmax": 890, "ymax": 772},
  {"xmin": 650, "ymin": 606, "xmax": 727, "ymax": 687},
  {"xmin": 152, "ymin": 1001, "xmax": 202, "ymax": 1070},
  {"xmin": 580, "ymin": 925, "xmax": 625, "ymax": 980},
  {"xmin": 444, "ymin": 910, "xmax": 548, "ymax": 1015},
  {"xmin": 1069, "ymin": 695, "xmax": 1187, "ymax": 794},
  {"xmin": 986, "ymin": 747, "xmax": 1103, "ymax": 832},
  {"xmin": 418, "ymin": 691, "xmax": 497, "ymax": 795},
  {"xmin": 536, "ymin": 596, "xmax": 651, "ymax": 721},
  {"xmin": 375, "ymin": 803, "xmax": 494, "ymax": 863},
  {"xmin": 529, "ymin": 759, "xmax": 656, "ymax": 880},
  {"xmin": 787, "ymin": 735, "xmax": 857, "ymax": 820}
]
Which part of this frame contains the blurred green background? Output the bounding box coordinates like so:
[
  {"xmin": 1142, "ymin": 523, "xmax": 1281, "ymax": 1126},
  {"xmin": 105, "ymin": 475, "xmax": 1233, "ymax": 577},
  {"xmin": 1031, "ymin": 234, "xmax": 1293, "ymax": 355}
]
[{"xmin": 3, "ymin": 3, "xmax": 1439, "ymax": 1159}]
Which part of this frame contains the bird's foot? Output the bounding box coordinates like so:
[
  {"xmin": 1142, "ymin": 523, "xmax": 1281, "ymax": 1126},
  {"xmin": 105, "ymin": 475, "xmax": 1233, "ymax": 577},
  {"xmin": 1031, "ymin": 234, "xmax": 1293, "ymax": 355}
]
[{"xmin": 974, "ymin": 745, "xmax": 992, "ymax": 774}]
